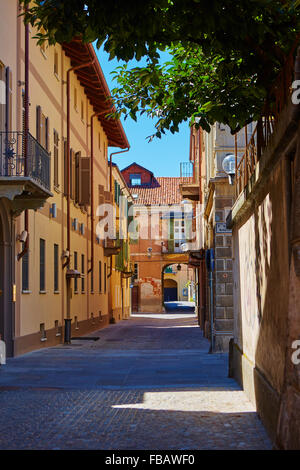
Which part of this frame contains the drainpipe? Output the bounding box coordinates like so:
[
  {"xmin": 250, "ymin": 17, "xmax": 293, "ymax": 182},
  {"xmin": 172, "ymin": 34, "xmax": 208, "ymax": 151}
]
[
  {"xmin": 87, "ymin": 111, "xmax": 108, "ymax": 275},
  {"xmin": 109, "ymin": 148, "xmax": 130, "ymax": 192},
  {"xmin": 63, "ymin": 58, "xmax": 95, "ymax": 269},
  {"xmin": 17, "ymin": 8, "xmax": 29, "ymax": 262},
  {"xmin": 63, "ymin": 58, "xmax": 95, "ymax": 343}
]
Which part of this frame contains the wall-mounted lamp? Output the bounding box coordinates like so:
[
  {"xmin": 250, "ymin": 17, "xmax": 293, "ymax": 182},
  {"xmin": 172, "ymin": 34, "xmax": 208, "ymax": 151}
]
[
  {"xmin": 222, "ymin": 154, "xmax": 236, "ymax": 185},
  {"xmin": 16, "ymin": 230, "xmax": 28, "ymax": 243},
  {"xmin": 177, "ymin": 264, "xmax": 182, "ymax": 271},
  {"xmin": 147, "ymin": 247, "xmax": 152, "ymax": 258}
]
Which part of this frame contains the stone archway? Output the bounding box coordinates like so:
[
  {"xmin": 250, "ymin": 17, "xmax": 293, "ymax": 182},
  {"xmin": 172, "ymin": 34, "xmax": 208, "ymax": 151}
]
[{"xmin": 0, "ymin": 199, "xmax": 13, "ymax": 356}]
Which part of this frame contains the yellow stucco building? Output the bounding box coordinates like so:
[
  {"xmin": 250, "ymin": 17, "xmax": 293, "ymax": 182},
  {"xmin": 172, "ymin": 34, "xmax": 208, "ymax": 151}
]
[{"xmin": 0, "ymin": 1, "xmax": 130, "ymax": 356}]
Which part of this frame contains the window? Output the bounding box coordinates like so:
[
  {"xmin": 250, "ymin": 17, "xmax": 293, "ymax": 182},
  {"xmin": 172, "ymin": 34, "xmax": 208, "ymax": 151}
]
[
  {"xmin": 54, "ymin": 50, "xmax": 59, "ymax": 76},
  {"xmin": 104, "ymin": 263, "xmax": 107, "ymax": 293},
  {"xmin": 53, "ymin": 130, "xmax": 59, "ymax": 187},
  {"xmin": 74, "ymin": 87, "xmax": 77, "ymax": 110},
  {"xmin": 54, "ymin": 244, "xmax": 59, "ymax": 292},
  {"xmin": 22, "ymin": 244, "xmax": 29, "ymax": 291},
  {"xmin": 99, "ymin": 261, "xmax": 102, "ymax": 293},
  {"xmin": 133, "ymin": 263, "xmax": 138, "ymax": 281},
  {"xmin": 74, "ymin": 251, "xmax": 78, "ymax": 292},
  {"xmin": 81, "ymin": 254, "xmax": 85, "ymax": 292},
  {"xmin": 40, "ymin": 238, "xmax": 46, "ymax": 291},
  {"xmin": 81, "ymin": 100, "xmax": 84, "ymax": 121},
  {"xmin": 36, "ymin": 106, "xmax": 49, "ymax": 150},
  {"xmin": 63, "ymin": 138, "xmax": 68, "ymax": 195},
  {"xmin": 98, "ymin": 132, "xmax": 101, "ymax": 149},
  {"xmin": 90, "ymin": 270, "xmax": 94, "ymax": 293},
  {"xmin": 130, "ymin": 174, "xmax": 141, "ymax": 186}
]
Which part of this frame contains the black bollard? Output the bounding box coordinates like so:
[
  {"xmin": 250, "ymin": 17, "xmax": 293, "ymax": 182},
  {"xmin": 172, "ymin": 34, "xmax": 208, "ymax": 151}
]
[{"xmin": 64, "ymin": 318, "xmax": 72, "ymax": 344}]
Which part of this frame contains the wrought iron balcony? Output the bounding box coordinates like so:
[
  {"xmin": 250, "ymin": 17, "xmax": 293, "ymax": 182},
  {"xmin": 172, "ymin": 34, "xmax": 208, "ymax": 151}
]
[
  {"xmin": 0, "ymin": 131, "xmax": 50, "ymax": 190},
  {"xmin": 0, "ymin": 131, "xmax": 52, "ymax": 214},
  {"xmin": 180, "ymin": 161, "xmax": 194, "ymax": 181}
]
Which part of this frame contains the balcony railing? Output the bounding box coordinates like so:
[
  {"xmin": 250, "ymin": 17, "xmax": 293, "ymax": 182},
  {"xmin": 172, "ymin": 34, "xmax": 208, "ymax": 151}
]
[
  {"xmin": 180, "ymin": 161, "xmax": 194, "ymax": 182},
  {"xmin": 235, "ymin": 36, "xmax": 300, "ymax": 199},
  {"xmin": 0, "ymin": 131, "xmax": 51, "ymax": 191}
]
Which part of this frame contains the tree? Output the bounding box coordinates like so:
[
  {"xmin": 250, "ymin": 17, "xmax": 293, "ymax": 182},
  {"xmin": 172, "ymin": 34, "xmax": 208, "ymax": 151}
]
[{"xmin": 20, "ymin": 0, "xmax": 300, "ymax": 135}]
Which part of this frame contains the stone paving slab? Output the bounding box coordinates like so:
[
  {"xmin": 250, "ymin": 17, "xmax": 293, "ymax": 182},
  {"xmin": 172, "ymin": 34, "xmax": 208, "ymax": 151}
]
[{"xmin": 0, "ymin": 313, "xmax": 272, "ymax": 450}]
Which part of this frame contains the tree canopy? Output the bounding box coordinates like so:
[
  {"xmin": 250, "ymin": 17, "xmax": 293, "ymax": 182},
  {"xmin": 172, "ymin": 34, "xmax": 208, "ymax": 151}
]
[{"xmin": 20, "ymin": 0, "xmax": 300, "ymax": 136}]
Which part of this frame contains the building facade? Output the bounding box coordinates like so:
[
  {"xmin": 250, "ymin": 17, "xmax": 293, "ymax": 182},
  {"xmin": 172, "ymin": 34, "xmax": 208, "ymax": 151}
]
[
  {"xmin": 121, "ymin": 163, "xmax": 192, "ymax": 313},
  {"xmin": 228, "ymin": 47, "xmax": 300, "ymax": 448},
  {"xmin": 0, "ymin": 1, "xmax": 129, "ymax": 356}
]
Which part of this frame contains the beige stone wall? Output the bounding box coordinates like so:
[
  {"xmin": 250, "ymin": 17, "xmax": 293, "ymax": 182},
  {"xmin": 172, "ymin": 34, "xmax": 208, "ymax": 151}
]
[{"xmin": 232, "ymin": 159, "xmax": 290, "ymax": 440}]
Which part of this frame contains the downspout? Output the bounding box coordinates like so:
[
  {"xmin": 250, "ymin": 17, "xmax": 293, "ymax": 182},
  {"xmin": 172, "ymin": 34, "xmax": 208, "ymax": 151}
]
[
  {"xmin": 63, "ymin": 58, "xmax": 95, "ymax": 270},
  {"xmin": 63, "ymin": 58, "xmax": 95, "ymax": 344},
  {"xmin": 109, "ymin": 148, "xmax": 130, "ymax": 277},
  {"xmin": 108, "ymin": 147, "xmax": 130, "ymax": 317},
  {"xmin": 17, "ymin": 8, "xmax": 29, "ymax": 262},
  {"xmin": 109, "ymin": 148, "xmax": 130, "ymax": 192},
  {"xmin": 88, "ymin": 111, "xmax": 108, "ymax": 275}
]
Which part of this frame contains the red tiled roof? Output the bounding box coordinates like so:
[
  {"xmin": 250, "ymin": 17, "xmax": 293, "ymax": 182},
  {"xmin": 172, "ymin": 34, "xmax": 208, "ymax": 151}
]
[{"xmin": 130, "ymin": 177, "xmax": 192, "ymax": 205}]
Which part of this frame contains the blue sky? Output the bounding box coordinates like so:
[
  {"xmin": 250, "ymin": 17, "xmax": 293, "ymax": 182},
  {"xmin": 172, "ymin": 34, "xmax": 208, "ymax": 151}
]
[{"xmin": 94, "ymin": 46, "xmax": 190, "ymax": 177}]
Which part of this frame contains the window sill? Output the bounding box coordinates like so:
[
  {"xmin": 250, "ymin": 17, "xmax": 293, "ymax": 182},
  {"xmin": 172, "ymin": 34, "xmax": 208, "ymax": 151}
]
[
  {"xmin": 39, "ymin": 291, "xmax": 47, "ymax": 294},
  {"xmin": 21, "ymin": 290, "xmax": 31, "ymax": 294},
  {"xmin": 54, "ymin": 291, "xmax": 60, "ymax": 294},
  {"xmin": 40, "ymin": 337, "xmax": 47, "ymax": 342}
]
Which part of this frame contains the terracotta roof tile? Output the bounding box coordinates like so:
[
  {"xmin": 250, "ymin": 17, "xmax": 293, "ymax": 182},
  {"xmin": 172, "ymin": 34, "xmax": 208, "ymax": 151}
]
[{"xmin": 130, "ymin": 177, "xmax": 192, "ymax": 205}]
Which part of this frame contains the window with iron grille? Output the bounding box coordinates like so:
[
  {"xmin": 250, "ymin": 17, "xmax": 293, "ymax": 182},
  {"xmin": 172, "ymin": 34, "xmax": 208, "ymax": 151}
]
[
  {"xmin": 22, "ymin": 244, "xmax": 29, "ymax": 291},
  {"xmin": 54, "ymin": 244, "xmax": 59, "ymax": 291},
  {"xmin": 53, "ymin": 130, "xmax": 59, "ymax": 187},
  {"xmin": 36, "ymin": 105, "xmax": 49, "ymax": 151},
  {"xmin": 40, "ymin": 238, "xmax": 46, "ymax": 291},
  {"xmin": 133, "ymin": 263, "xmax": 138, "ymax": 281},
  {"xmin": 74, "ymin": 251, "xmax": 78, "ymax": 292},
  {"xmin": 99, "ymin": 261, "xmax": 102, "ymax": 293},
  {"xmin": 81, "ymin": 254, "xmax": 85, "ymax": 292}
]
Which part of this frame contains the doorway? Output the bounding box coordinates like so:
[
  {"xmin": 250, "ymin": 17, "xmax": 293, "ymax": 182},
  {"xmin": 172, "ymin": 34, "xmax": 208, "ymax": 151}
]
[
  {"xmin": 0, "ymin": 200, "xmax": 13, "ymax": 356},
  {"xmin": 163, "ymin": 278, "xmax": 178, "ymax": 301}
]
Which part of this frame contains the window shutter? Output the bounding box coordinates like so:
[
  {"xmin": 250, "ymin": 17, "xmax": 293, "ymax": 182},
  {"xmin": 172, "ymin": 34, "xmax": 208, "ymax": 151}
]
[
  {"xmin": 22, "ymin": 246, "xmax": 29, "ymax": 291},
  {"xmin": 79, "ymin": 156, "xmax": 91, "ymax": 205},
  {"xmin": 0, "ymin": 64, "xmax": 5, "ymax": 132},
  {"xmin": 40, "ymin": 238, "xmax": 45, "ymax": 292},
  {"xmin": 36, "ymin": 106, "xmax": 41, "ymax": 143},
  {"xmin": 63, "ymin": 139, "xmax": 68, "ymax": 195},
  {"xmin": 75, "ymin": 151, "xmax": 81, "ymax": 204},
  {"xmin": 114, "ymin": 180, "xmax": 117, "ymax": 203},
  {"xmin": 53, "ymin": 130, "xmax": 59, "ymax": 187},
  {"xmin": 54, "ymin": 244, "xmax": 59, "ymax": 291},
  {"xmin": 5, "ymin": 67, "xmax": 12, "ymax": 133},
  {"xmin": 70, "ymin": 148, "xmax": 75, "ymax": 200},
  {"xmin": 45, "ymin": 116, "xmax": 49, "ymax": 151}
]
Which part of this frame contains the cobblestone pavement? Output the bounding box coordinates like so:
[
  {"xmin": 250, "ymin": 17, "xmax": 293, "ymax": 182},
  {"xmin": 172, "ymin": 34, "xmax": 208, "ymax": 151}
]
[{"xmin": 0, "ymin": 313, "xmax": 272, "ymax": 450}]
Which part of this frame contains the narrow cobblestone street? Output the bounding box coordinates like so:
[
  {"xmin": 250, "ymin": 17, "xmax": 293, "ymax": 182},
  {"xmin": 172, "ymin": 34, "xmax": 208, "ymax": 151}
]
[{"xmin": 0, "ymin": 314, "xmax": 272, "ymax": 450}]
